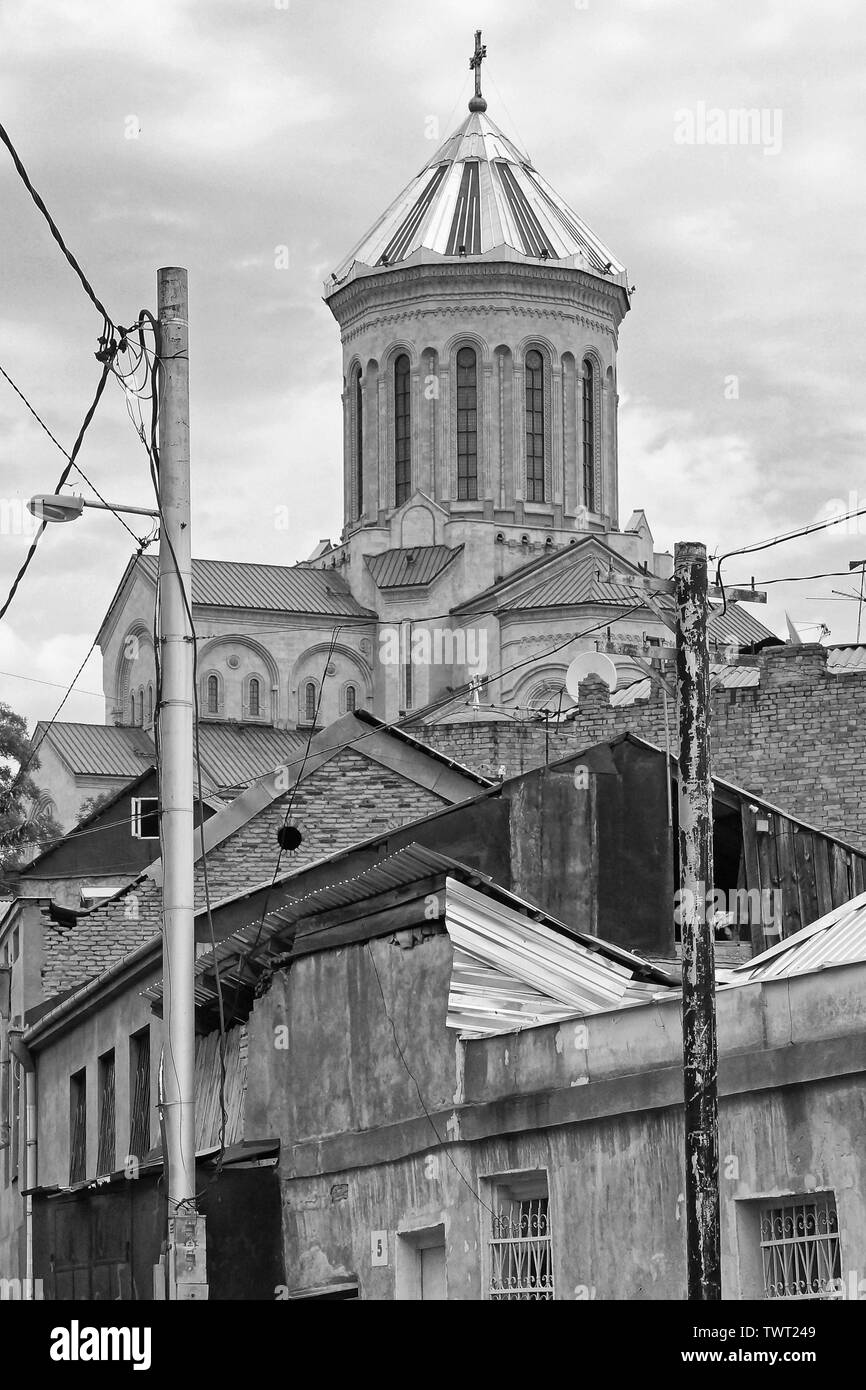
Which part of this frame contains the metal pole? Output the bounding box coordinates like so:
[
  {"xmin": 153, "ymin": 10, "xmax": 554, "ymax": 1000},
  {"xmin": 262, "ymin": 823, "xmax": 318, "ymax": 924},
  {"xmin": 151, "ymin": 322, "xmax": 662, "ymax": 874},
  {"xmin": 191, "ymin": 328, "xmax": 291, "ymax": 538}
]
[
  {"xmin": 674, "ymin": 540, "xmax": 720, "ymax": 1300},
  {"xmin": 857, "ymin": 564, "xmax": 865, "ymax": 644},
  {"xmin": 157, "ymin": 268, "xmax": 206, "ymax": 1298}
]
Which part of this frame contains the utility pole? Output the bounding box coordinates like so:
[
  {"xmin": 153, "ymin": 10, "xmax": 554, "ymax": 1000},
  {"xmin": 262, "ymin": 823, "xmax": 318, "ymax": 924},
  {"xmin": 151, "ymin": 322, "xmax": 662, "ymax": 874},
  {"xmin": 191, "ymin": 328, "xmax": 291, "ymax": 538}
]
[
  {"xmin": 674, "ymin": 540, "xmax": 720, "ymax": 1301},
  {"xmin": 850, "ymin": 559, "xmax": 866, "ymax": 643},
  {"xmin": 157, "ymin": 267, "xmax": 207, "ymax": 1299}
]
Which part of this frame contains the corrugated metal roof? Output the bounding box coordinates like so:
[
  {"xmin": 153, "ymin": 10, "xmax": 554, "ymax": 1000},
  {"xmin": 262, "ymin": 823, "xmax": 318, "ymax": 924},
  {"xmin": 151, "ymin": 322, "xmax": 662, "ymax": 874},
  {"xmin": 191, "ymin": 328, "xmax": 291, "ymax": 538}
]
[
  {"xmin": 365, "ymin": 545, "xmax": 462, "ymax": 589},
  {"xmin": 826, "ymin": 645, "xmax": 866, "ymax": 673},
  {"xmin": 445, "ymin": 878, "xmax": 672, "ymax": 1035},
  {"xmin": 497, "ymin": 552, "xmax": 652, "ymax": 611},
  {"xmin": 34, "ymin": 722, "xmax": 155, "ymax": 777},
  {"xmin": 196, "ymin": 723, "xmax": 308, "ymax": 791},
  {"xmin": 136, "ymin": 555, "xmax": 373, "ymax": 617},
  {"xmin": 727, "ymin": 891, "xmax": 866, "ymax": 985},
  {"xmin": 708, "ymin": 603, "xmax": 776, "ymax": 649},
  {"xmin": 145, "ymin": 843, "xmax": 673, "ymax": 1014},
  {"xmin": 329, "ymin": 108, "xmax": 626, "ymax": 282}
]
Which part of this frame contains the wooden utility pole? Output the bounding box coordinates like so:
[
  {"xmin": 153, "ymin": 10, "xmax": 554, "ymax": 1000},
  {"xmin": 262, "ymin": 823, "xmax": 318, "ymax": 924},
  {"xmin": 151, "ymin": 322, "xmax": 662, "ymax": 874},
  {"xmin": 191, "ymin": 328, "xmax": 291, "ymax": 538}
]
[
  {"xmin": 157, "ymin": 267, "xmax": 207, "ymax": 1299},
  {"xmin": 674, "ymin": 540, "xmax": 721, "ymax": 1300}
]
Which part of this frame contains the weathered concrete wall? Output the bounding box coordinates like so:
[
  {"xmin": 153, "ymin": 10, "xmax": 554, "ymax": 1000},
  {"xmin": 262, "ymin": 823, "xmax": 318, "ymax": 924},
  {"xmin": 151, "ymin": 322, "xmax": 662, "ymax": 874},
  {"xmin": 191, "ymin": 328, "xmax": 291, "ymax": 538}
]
[
  {"xmin": 245, "ymin": 923, "xmax": 866, "ymax": 1299},
  {"xmin": 414, "ymin": 645, "xmax": 866, "ymax": 845}
]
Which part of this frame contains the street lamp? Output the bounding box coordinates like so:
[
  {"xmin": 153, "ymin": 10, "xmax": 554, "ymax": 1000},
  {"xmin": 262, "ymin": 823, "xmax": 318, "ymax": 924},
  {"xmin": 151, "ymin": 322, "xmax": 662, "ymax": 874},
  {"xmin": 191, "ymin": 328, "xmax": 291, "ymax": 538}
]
[{"xmin": 28, "ymin": 494, "xmax": 159, "ymax": 523}]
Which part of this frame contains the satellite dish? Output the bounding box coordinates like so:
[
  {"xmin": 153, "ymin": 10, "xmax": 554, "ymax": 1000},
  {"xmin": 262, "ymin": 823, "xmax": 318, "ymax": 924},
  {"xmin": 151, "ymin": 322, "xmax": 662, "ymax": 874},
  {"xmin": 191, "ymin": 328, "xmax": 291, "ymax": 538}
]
[{"xmin": 565, "ymin": 652, "xmax": 618, "ymax": 701}]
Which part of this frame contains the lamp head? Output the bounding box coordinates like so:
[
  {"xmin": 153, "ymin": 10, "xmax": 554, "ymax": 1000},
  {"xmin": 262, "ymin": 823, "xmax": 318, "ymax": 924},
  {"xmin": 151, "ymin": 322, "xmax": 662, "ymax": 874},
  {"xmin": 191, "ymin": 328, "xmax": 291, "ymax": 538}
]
[{"xmin": 28, "ymin": 494, "xmax": 85, "ymax": 524}]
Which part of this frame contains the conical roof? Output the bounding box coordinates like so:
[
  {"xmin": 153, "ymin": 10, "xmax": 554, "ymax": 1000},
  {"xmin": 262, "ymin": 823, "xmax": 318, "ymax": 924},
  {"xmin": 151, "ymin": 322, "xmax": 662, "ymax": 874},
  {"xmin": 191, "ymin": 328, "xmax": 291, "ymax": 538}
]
[{"xmin": 329, "ymin": 107, "xmax": 626, "ymax": 288}]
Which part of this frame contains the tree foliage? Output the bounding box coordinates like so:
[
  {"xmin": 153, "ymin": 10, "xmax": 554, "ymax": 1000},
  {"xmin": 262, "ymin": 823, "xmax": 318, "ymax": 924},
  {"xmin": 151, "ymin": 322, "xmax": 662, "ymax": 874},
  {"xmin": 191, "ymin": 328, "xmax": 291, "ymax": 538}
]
[{"xmin": 0, "ymin": 702, "xmax": 63, "ymax": 892}]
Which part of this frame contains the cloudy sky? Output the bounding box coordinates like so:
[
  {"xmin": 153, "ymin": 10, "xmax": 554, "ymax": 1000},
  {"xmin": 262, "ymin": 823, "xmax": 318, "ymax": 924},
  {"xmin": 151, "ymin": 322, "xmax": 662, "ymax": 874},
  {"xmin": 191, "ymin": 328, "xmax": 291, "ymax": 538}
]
[{"xmin": 1, "ymin": 0, "xmax": 864, "ymax": 732}]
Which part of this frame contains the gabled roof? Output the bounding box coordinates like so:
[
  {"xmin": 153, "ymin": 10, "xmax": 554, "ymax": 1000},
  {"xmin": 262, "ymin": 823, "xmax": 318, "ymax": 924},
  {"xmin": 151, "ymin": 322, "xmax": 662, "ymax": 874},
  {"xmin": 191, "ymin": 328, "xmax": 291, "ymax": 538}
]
[
  {"xmin": 329, "ymin": 106, "xmax": 627, "ymax": 284},
  {"xmin": 33, "ymin": 721, "xmax": 155, "ymax": 778},
  {"xmin": 98, "ymin": 554, "xmax": 374, "ymax": 645},
  {"xmin": 194, "ymin": 723, "xmax": 309, "ymax": 791},
  {"xmin": 451, "ymin": 533, "xmax": 777, "ymax": 646},
  {"xmin": 365, "ymin": 545, "xmax": 462, "ymax": 589}
]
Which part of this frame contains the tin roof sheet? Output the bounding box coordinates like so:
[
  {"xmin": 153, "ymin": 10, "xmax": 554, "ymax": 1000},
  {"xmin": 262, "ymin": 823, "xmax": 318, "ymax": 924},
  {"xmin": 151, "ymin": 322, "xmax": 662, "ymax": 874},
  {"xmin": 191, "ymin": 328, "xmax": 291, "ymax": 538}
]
[
  {"xmin": 727, "ymin": 891, "xmax": 866, "ymax": 985},
  {"xmin": 136, "ymin": 555, "xmax": 373, "ymax": 617},
  {"xmin": 365, "ymin": 545, "xmax": 462, "ymax": 589}
]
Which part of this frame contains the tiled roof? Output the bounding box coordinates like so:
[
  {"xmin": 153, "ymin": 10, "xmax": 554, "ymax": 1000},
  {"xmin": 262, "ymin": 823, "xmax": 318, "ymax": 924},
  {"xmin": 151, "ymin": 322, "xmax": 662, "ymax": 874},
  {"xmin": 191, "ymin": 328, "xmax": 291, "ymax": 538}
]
[
  {"xmin": 34, "ymin": 722, "xmax": 155, "ymax": 777},
  {"xmin": 365, "ymin": 545, "xmax": 461, "ymax": 589},
  {"xmin": 329, "ymin": 107, "xmax": 626, "ymax": 282},
  {"xmin": 135, "ymin": 555, "xmax": 374, "ymax": 617}
]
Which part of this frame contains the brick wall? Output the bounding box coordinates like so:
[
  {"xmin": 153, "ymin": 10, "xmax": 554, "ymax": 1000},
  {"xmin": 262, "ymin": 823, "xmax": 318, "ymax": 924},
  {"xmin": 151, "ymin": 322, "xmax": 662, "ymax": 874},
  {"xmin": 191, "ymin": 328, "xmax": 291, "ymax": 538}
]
[{"xmin": 412, "ymin": 645, "xmax": 866, "ymax": 847}]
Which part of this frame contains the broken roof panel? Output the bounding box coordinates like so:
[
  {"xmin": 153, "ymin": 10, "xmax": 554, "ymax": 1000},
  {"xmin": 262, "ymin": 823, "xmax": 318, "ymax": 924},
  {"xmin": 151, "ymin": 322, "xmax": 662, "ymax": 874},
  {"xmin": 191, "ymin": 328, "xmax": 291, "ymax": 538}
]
[{"xmin": 726, "ymin": 891, "xmax": 866, "ymax": 985}]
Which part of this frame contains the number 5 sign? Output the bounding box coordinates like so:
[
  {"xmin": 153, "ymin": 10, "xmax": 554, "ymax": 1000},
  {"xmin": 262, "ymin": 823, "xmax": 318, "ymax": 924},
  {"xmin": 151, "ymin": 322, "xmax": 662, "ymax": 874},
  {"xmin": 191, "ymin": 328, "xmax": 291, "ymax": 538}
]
[{"xmin": 371, "ymin": 1230, "xmax": 388, "ymax": 1266}]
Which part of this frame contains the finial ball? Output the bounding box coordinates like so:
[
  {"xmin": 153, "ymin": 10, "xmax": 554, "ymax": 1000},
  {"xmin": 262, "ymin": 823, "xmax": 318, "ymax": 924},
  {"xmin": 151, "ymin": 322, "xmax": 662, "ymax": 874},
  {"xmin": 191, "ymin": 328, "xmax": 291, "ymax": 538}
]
[{"xmin": 468, "ymin": 95, "xmax": 488, "ymax": 113}]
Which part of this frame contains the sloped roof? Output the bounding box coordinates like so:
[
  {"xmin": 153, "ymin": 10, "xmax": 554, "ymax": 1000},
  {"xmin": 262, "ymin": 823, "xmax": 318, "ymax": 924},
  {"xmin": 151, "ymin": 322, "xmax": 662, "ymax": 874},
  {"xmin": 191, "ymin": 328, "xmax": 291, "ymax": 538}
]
[
  {"xmin": 33, "ymin": 722, "xmax": 155, "ymax": 778},
  {"xmin": 497, "ymin": 549, "xmax": 649, "ymax": 610},
  {"xmin": 133, "ymin": 555, "xmax": 374, "ymax": 617},
  {"xmin": 727, "ymin": 892, "xmax": 866, "ymax": 985},
  {"xmin": 329, "ymin": 106, "xmax": 626, "ymax": 283},
  {"xmin": 365, "ymin": 545, "xmax": 462, "ymax": 589},
  {"xmin": 826, "ymin": 645, "xmax": 866, "ymax": 673},
  {"xmin": 194, "ymin": 723, "xmax": 308, "ymax": 791},
  {"xmin": 708, "ymin": 604, "xmax": 776, "ymax": 650}
]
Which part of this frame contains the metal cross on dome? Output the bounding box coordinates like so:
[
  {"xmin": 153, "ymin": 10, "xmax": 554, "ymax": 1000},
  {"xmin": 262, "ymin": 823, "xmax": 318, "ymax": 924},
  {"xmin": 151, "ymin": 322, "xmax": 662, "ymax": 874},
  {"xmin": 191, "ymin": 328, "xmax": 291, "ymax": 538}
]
[{"xmin": 470, "ymin": 29, "xmax": 487, "ymax": 96}]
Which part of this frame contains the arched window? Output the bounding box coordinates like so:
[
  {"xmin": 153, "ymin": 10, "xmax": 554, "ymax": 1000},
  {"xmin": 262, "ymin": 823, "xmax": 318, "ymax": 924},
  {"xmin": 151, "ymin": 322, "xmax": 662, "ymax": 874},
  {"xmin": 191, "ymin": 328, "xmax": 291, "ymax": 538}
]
[
  {"xmin": 146, "ymin": 684, "xmax": 154, "ymax": 725},
  {"xmin": 129, "ymin": 693, "xmax": 136, "ymax": 725},
  {"xmin": 345, "ymin": 684, "xmax": 357, "ymax": 714},
  {"xmin": 582, "ymin": 358, "xmax": 596, "ymax": 512},
  {"xmin": 136, "ymin": 689, "xmax": 144, "ymax": 726},
  {"xmin": 354, "ymin": 369, "xmax": 364, "ymax": 519},
  {"xmin": 206, "ymin": 674, "xmax": 219, "ymax": 716},
  {"xmin": 394, "ymin": 353, "xmax": 411, "ymax": 506},
  {"xmin": 456, "ymin": 346, "xmax": 478, "ymax": 500},
  {"xmin": 303, "ymin": 681, "xmax": 317, "ymax": 724},
  {"xmin": 248, "ymin": 677, "xmax": 261, "ymax": 718},
  {"xmin": 525, "ymin": 349, "xmax": 545, "ymax": 502}
]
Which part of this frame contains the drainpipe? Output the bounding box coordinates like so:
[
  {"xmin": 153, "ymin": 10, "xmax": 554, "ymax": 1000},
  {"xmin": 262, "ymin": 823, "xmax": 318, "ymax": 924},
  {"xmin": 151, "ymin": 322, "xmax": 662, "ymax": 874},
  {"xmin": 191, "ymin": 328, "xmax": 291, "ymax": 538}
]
[
  {"xmin": 0, "ymin": 968, "xmax": 10, "ymax": 1151},
  {"xmin": 8, "ymin": 1028, "xmax": 37, "ymax": 1299}
]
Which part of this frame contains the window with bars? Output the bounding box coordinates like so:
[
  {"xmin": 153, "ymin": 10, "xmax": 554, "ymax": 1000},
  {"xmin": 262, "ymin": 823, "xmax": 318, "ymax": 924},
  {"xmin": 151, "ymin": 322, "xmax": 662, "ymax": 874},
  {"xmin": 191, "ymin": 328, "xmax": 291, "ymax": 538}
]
[
  {"xmin": 302, "ymin": 681, "xmax": 317, "ymax": 725},
  {"xmin": 355, "ymin": 369, "xmax": 364, "ymax": 518},
  {"xmin": 394, "ymin": 354, "xmax": 411, "ymax": 506},
  {"xmin": 206, "ymin": 673, "xmax": 220, "ymax": 715},
  {"xmin": 248, "ymin": 676, "xmax": 261, "ymax": 718},
  {"xmin": 97, "ymin": 1049, "xmax": 116, "ymax": 1176},
  {"xmin": 456, "ymin": 346, "xmax": 478, "ymax": 500},
  {"xmin": 759, "ymin": 1196, "xmax": 842, "ymax": 1300},
  {"xmin": 345, "ymin": 684, "xmax": 357, "ymax": 714},
  {"xmin": 69, "ymin": 1069, "xmax": 87, "ymax": 1185},
  {"xmin": 525, "ymin": 350, "xmax": 545, "ymax": 502},
  {"xmin": 582, "ymin": 358, "xmax": 596, "ymax": 512},
  {"xmin": 488, "ymin": 1172, "xmax": 554, "ymax": 1300},
  {"xmin": 129, "ymin": 1027, "xmax": 150, "ymax": 1161}
]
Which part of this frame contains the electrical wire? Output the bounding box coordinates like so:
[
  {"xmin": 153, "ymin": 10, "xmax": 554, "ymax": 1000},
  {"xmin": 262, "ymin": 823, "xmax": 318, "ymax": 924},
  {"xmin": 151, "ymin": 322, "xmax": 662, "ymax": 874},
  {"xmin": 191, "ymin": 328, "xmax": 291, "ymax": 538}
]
[
  {"xmin": 714, "ymin": 503, "xmax": 866, "ymax": 613},
  {"xmin": 0, "ymin": 120, "xmax": 116, "ymax": 333}
]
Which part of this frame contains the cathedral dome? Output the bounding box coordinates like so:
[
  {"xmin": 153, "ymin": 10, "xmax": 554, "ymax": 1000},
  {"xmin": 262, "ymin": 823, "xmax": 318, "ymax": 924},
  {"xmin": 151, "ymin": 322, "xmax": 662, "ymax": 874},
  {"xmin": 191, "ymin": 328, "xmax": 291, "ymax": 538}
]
[{"xmin": 328, "ymin": 105, "xmax": 627, "ymax": 289}]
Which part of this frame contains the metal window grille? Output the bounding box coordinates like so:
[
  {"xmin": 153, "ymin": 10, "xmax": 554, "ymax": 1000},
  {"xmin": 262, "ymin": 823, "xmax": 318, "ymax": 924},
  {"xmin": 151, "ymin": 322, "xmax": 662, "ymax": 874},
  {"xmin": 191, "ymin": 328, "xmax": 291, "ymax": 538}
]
[
  {"xmin": 69, "ymin": 1070, "xmax": 87, "ymax": 1185},
  {"xmin": 97, "ymin": 1050, "xmax": 115, "ymax": 1176},
  {"xmin": 582, "ymin": 359, "xmax": 595, "ymax": 512},
  {"xmin": 490, "ymin": 1195, "xmax": 554, "ymax": 1300},
  {"xmin": 129, "ymin": 1028, "xmax": 150, "ymax": 1160},
  {"xmin": 760, "ymin": 1197, "xmax": 842, "ymax": 1300},
  {"xmin": 394, "ymin": 354, "xmax": 411, "ymax": 506},
  {"xmin": 525, "ymin": 350, "xmax": 545, "ymax": 502},
  {"xmin": 456, "ymin": 347, "xmax": 478, "ymax": 500}
]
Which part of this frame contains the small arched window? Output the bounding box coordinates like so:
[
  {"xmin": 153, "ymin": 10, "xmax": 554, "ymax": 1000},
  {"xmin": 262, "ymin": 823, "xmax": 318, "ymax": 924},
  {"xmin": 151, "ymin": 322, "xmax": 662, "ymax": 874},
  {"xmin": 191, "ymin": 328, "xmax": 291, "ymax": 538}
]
[
  {"xmin": 582, "ymin": 358, "xmax": 596, "ymax": 512},
  {"xmin": 206, "ymin": 674, "xmax": 219, "ymax": 716},
  {"xmin": 146, "ymin": 684, "xmax": 154, "ymax": 725},
  {"xmin": 456, "ymin": 346, "xmax": 478, "ymax": 501},
  {"xmin": 394, "ymin": 353, "xmax": 411, "ymax": 506},
  {"xmin": 136, "ymin": 689, "xmax": 144, "ymax": 726},
  {"xmin": 345, "ymin": 684, "xmax": 357, "ymax": 714},
  {"xmin": 304, "ymin": 681, "xmax": 317, "ymax": 724},
  {"xmin": 525, "ymin": 349, "xmax": 545, "ymax": 502},
  {"xmin": 355, "ymin": 369, "xmax": 364, "ymax": 519},
  {"xmin": 248, "ymin": 677, "xmax": 261, "ymax": 718},
  {"xmin": 129, "ymin": 693, "xmax": 136, "ymax": 725}
]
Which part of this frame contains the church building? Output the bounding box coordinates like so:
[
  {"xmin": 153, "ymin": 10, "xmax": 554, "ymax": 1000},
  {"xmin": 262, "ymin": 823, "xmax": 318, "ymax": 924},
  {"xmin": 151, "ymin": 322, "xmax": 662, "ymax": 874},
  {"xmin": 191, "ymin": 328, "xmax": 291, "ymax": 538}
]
[{"xmin": 91, "ymin": 35, "xmax": 775, "ymax": 761}]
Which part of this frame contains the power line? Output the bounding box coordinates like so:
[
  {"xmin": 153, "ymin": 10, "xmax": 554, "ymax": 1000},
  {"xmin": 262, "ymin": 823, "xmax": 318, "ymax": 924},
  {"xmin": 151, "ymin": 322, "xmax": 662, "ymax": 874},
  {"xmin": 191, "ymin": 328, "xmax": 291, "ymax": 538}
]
[
  {"xmin": 714, "ymin": 502, "xmax": 866, "ymax": 610},
  {"xmin": 0, "ymin": 119, "xmax": 116, "ymax": 333},
  {"xmin": 0, "ymin": 668, "xmax": 104, "ymax": 699}
]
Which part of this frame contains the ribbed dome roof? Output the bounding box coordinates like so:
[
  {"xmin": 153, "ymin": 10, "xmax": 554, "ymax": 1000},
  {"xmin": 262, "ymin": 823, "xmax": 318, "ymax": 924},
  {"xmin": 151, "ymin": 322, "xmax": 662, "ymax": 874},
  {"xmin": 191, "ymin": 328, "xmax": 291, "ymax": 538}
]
[{"xmin": 328, "ymin": 107, "xmax": 627, "ymax": 290}]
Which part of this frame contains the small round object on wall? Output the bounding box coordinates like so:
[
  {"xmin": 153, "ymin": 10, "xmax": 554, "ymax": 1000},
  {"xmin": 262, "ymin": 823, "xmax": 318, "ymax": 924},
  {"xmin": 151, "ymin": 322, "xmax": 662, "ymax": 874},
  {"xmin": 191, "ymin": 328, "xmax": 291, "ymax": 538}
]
[
  {"xmin": 226, "ymin": 656, "xmax": 240, "ymax": 670},
  {"xmin": 277, "ymin": 825, "xmax": 303, "ymax": 852}
]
